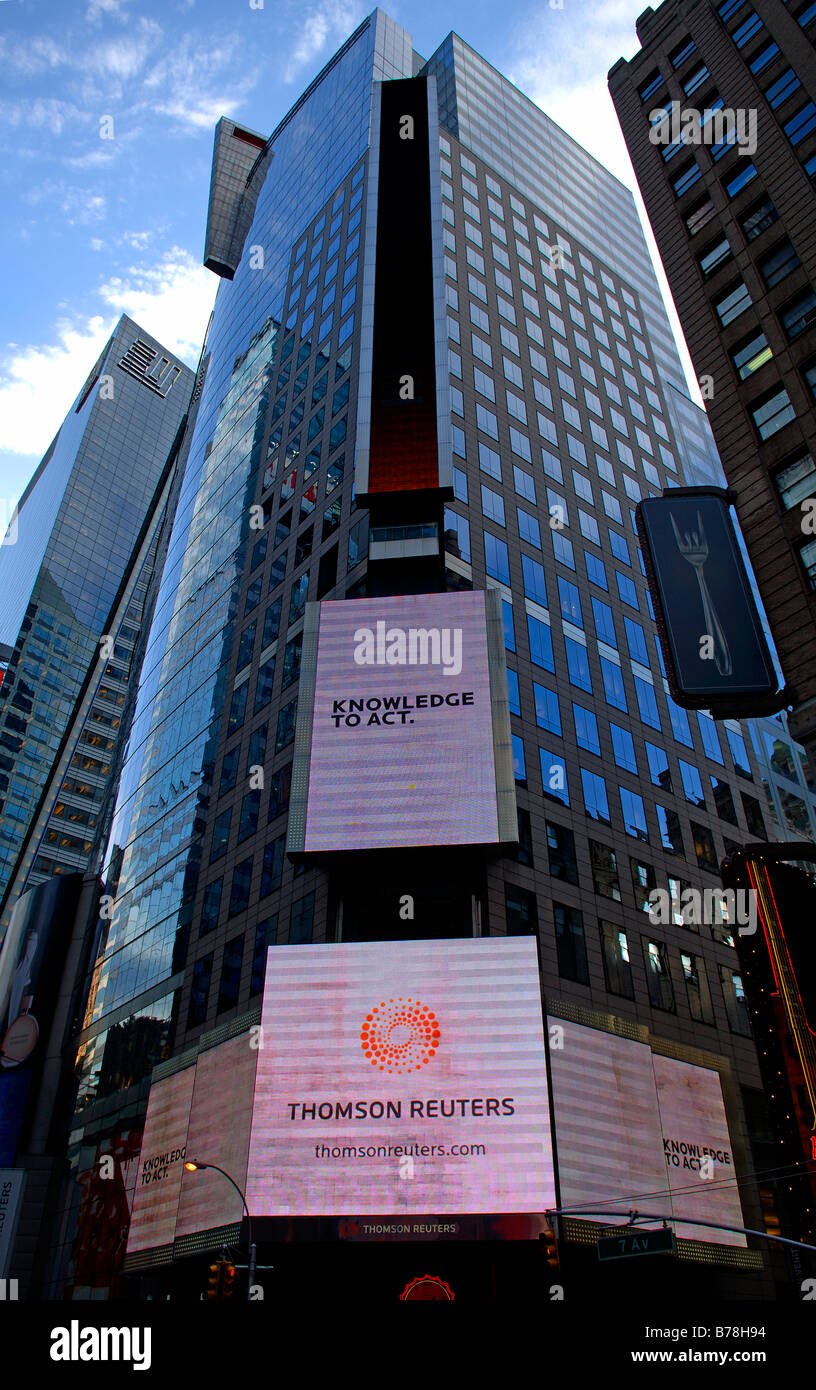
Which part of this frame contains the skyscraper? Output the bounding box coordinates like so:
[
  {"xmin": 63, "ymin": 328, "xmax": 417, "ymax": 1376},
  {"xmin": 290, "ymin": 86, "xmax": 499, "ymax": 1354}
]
[
  {"xmin": 34, "ymin": 11, "xmax": 799, "ymax": 1299},
  {"xmin": 609, "ymin": 0, "xmax": 816, "ymax": 768},
  {"xmin": 0, "ymin": 317, "xmax": 194, "ymax": 919}
]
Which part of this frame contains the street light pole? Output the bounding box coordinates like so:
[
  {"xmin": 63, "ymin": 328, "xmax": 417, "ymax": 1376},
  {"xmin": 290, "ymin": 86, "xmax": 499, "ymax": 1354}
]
[{"xmin": 184, "ymin": 1160, "xmax": 256, "ymax": 1301}]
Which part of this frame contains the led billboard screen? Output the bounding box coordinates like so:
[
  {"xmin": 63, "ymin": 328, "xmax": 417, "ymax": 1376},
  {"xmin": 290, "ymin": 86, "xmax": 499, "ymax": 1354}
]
[
  {"xmin": 126, "ymin": 1035, "xmax": 257, "ymax": 1254},
  {"xmin": 246, "ymin": 938, "xmax": 554, "ymax": 1218},
  {"xmin": 548, "ymin": 1018, "xmax": 745, "ymax": 1245},
  {"xmin": 636, "ymin": 490, "xmax": 782, "ymax": 713},
  {"xmin": 287, "ymin": 589, "xmax": 516, "ymax": 853}
]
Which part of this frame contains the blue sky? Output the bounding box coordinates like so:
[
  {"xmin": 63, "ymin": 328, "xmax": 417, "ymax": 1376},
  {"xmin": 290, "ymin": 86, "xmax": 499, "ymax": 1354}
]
[{"xmin": 0, "ymin": 0, "xmax": 697, "ymax": 523}]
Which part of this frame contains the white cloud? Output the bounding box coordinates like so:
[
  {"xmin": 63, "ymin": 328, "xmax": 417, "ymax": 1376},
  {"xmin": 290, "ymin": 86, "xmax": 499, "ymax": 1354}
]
[
  {"xmin": 0, "ymin": 249, "xmax": 215, "ymax": 460},
  {"xmin": 284, "ymin": 0, "xmax": 366, "ymax": 84},
  {"xmin": 86, "ymin": 0, "xmax": 130, "ymax": 22},
  {"xmin": 141, "ymin": 33, "xmax": 258, "ymax": 130},
  {"xmin": 0, "ymin": 98, "xmax": 86, "ymax": 136}
]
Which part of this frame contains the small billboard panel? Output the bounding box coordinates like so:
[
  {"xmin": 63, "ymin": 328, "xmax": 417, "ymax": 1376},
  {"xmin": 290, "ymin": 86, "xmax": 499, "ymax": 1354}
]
[
  {"xmin": 636, "ymin": 490, "xmax": 783, "ymax": 714},
  {"xmin": 548, "ymin": 1017, "xmax": 745, "ymax": 1245},
  {"xmin": 287, "ymin": 589, "xmax": 516, "ymax": 853}
]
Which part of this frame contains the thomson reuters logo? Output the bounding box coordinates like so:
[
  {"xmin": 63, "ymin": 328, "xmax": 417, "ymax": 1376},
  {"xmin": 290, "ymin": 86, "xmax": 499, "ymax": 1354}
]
[{"xmin": 361, "ymin": 998, "xmax": 440, "ymax": 1073}]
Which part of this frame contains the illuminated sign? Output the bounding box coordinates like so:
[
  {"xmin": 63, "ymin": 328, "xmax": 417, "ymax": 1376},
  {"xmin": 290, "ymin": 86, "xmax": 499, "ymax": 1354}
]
[
  {"xmin": 246, "ymin": 938, "xmax": 554, "ymax": 1217},
  {"xmin": 126, "ymin": 1035, "xmax": 256, "ymax": 1254},
  {"xmin": 636, "ymin": 490, "xmax": 783, "ymax": 714},
  {"xmin": 287, "ymin": 590, "xmax": 516, "ymax": 853},
  {"xmin": 548, "ymin": 1017, "xmax": 745, "ymax": 1245}
]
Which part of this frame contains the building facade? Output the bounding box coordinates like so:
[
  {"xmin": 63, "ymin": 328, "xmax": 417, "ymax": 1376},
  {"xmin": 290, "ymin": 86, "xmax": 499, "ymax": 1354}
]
[
  {"xmin": 0, "ymin": 317, "xmax": 194, "ymax": 922},
  {"xmin": 30, "ymin": 11, "xmax": 808, "ymax": 1299},
  {"xmin": 609, "ymin": 0, "xmax": 816, "ymax": 765}
]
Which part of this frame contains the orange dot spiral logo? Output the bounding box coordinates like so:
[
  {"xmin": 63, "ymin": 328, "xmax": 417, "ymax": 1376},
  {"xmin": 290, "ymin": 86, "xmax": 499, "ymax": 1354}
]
[{"xmin": 360, "ymin": 997, "xmax": 440, "ymax": 1073}]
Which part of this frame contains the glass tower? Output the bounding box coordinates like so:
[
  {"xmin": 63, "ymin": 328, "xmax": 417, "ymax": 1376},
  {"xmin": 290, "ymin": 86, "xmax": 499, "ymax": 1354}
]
[{"xmin": 0, "ymin": 316, "xmax": 193, "ymax": 917}]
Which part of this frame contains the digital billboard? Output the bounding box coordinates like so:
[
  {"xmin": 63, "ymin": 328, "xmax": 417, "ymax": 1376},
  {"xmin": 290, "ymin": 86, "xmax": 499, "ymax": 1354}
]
[
  {"xmin": 287, "ymin": 589, "xmax": 516, "ymax": 853},
  {"xmin": 548, "ymin": 1017, "xmax": 745, "ymax": 1245},
  {"xmin": 126, "ymin": 1035, "xmax": 257, "ymax": 1254},
  {"xmin": 636, "ymin": 490, "xmax": 783, "ymax": 714},
  {"xmin": 246, "ymin": 938, "xmax": 554, "ymax": 1218}
]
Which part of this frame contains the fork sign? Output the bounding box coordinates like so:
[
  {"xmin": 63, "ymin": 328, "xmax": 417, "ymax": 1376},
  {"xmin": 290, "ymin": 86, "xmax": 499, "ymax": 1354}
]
[{"xmin": 670, "ymin": 511, "xmax": 732, "ymax": 678}]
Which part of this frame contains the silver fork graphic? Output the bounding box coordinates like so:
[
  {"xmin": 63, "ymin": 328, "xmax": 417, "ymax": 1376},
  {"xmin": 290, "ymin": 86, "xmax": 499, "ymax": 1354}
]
[{"xmin": 670, "ymin": 511, "xmax": 732, "ymax": 677}]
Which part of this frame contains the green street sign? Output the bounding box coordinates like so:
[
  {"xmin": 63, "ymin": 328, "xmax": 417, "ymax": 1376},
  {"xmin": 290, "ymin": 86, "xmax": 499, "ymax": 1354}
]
[{"xmin": 597, "ymin": 1228, "xmax": 675, "ymax": 1260}]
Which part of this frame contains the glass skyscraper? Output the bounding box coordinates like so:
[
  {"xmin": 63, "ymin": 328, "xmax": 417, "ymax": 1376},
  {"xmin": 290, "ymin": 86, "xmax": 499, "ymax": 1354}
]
[
  {"xmin": 32, "ymin": 10, "xmax": 795, "ymax": 1298},
  {"xmin": 0, "ymin": 316, "xmax": 193, "ymax": 924}
]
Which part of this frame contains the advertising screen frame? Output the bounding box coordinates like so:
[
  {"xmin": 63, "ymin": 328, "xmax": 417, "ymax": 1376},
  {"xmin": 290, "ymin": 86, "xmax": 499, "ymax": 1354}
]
[{"xmin": 286, "ymin": 588, "xmax": 516, "ymax": 855}]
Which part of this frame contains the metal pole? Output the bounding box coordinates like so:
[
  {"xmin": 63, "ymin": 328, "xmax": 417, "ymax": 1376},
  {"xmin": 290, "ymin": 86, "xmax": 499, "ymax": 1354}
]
[
  {"xmin": 547, "ymin": 1206, "xmax": 816, "ymax": 1254},
  {"xmin": 188, "ymin": 1163, "xmax": 256, "ymax": 1300}
]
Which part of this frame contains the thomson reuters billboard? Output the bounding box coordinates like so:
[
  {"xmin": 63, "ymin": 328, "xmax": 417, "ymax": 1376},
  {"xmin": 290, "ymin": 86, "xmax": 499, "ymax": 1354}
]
[
  {"xmin": 548, "ymin": 1017, "xmax": 745, "ymax": 1245},
  {"xmin": 287, "ymin": 590, "xmax": 516, "ymax": 853},
  {"xmin": 246, "ymin": 938, "xmax": 554, "ymax": 1217}
]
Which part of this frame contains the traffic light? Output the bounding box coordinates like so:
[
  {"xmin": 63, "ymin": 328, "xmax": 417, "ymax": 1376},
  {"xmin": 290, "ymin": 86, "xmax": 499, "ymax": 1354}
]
[
  {"xmin": 539, "ymin": 1224, "xmax": 559, "ymax": 1271},
  {"xmin": 205, "ymin": 1262, "xmax": 223, "ymax": 1301},
  {"xmin": 221, "ymin": 1262, "xmax": 238, "ymax": 1300}
]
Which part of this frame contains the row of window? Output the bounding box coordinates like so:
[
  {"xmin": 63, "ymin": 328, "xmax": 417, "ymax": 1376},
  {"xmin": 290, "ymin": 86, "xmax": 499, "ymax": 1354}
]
[{"xmin": 506, "ymin": 883, "xmax": 751, "ymax": 1033}]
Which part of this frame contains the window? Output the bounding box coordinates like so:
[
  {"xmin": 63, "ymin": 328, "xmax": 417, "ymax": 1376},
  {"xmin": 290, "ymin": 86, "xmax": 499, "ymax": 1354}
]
[
  {"xmin": 681, "ymin": 953, "xmax": 715, "ymax": 1024},
  {"xmin": 683, "ymin": 63, "xmax": 710, "ymax": 95},
  {"xmin": 680, "ymin": 759, "xmax": 706, "ymax": 806},
  {"xmin": 522, "ymin": 555, "xmax": 548, "ymax": 606},
  {"xmin": 765, "ymin": 67, "xmax": 801, "ymax": 110},
  {"xmin": 600, "ymin": 922, "xmax": 634, "ymax": 998},
  {"xmin": 643, "ymin": 939, "xmax": 675, "ymax": 1011},
  {"xmin": 647, "ymin": 745, "xmax": 672, "ymax": 794},
  {"xmin": 217, "ymin": 935, "xmax": 244, "ymax": 1013},
  {"xmin": 585, "ymin": 552, "xmax": 608, "ymax": 590},
  {"xmin": 601, "ymin": 657, "xmax": 627, "ymax": 712},
  {"xmin": 714, "ymin": 280, "xmax": 752, "ymax": 326},
  {"xmin": 237, "ymin": 789, "xmax": 261, "ymax": 842},
  {"xmin": 723, "ymin": 159, "xmax": 757, "ymax": 199},
  {"xmin": 742, "ymin": 791, "xmax": 766, "ymax": 837},
  {"xmin": 565, "ymin": 638, "xmax": 592, "ymax": 692},
  {"xmin": 505, "ymin": 884, "xmax": 538, "ymax": 936},
  {"xmin": 631, "ymin": 857, "xmax": 657, "ymax": 913},
  {"xmin": 484, "ymin": 532, "xmax": 510, "ymax": 584},
  {"xmin": 540, "ymin": 748, "xmax": 569, "ymax": 806},
  {"xmin": 610, "ymin": 722, "xmax": 637, "ymax": 773},
  {"xmin": 720, "ymin": 967, "xmax": 752, "ymax": 1035},
  {"xmin": 512, "ymin": 734, "xmax": 526, "ymax": 785},
  {"xmin": 635, "ymin": 675, "xmax": 660, "ymax": 728},
  {"xmin": 290, "ymin": 893, "xmax": 315, "ymax": 944},
  {"xmin": 592, "ymin": 597, "xmax": 616, "ymax": 646},
  {"xmin": 517, "ymin": 508, "xmax": 541, "ymax": 548},
  {"xmin": 558, "ymin": 576, "xmax": 582, "ymax": 626},
  {"xmin": 784, "ymin": 101, "xmax": 816, "ymax": 146},
  {"xmin": 670, "ymin": 36, "xmax": 696, "ymax": 67},
  {"xmin": 481, "ymin": 485, "xmax": 505, "ymax": 525},
  {"xmin": 751, "ymin": 386, "xmax": 796, "ymax": 440},
  {"xmin": 732, "ymin": 11, "xmax": 764, "ymax": 47},
  {"xmin": 527, "ymin": 614, "xmax": 554, "ymax": 671},
  {"xmin": 802, "ymin": 536, "xmax": 816, "ymax": 588},
  {"xmin": 188, "ymin": 954, "xmax": 214, "ymax": 1028},
  {"xmin": 773, "ymin": 449, "xmax": 816, "ymax": 509},
  {"xmin": 691, "ymin": 820, "xmax": 718, "ymax": 871},
  {"xmin": 228, "ymin": 856, "xmax": 253, "ymax": 918},
  {"xmin": 748, "ymin": 39, "xmax": 779, "ymax": 73},
  {"xmin": 697, "ymin": 711, "xmax": 723, "ymax": 762},
  {"xmin": 210, "ymin": 808, "xmax": 231, "ymax": 863},
  {"xmin": 711, "ymin": 775, "xmax": 738, "ymax": 824},
  {"xmin": 254, "ymin": 657, "xmax": 275, "ymax": 714},
  {"xmin": 582, "ymin": 767, "xmax": 610, "ymax": 822},
  {"xmin": 656, "ymin": 804, "xmax": 684, "ymax": 854},
  {"xmin": 696, "ymin": 236, "xmax": 732, "ymax": 281},
  {"xmin": 685, "ymin": 196, "xmax": 717, "ymax": 237},
  {"xmin": 759, "ymin": 239, "xmax": 801, "ymax": 287},
  {"xmin": 275, "ymin": 697, "xmax": 297, "ymax": 752},
  {"xmin": 740, "ymin": 194, "xmax": 778, "ymax": 242},
  {"xmin": 623, "ymin": 616, "xmax": 649, "ymax": 664},
  {"xmin": 727, "ymin": 726, "xmax": 752, "ymax": 776},
  {"xmin": 620, "ymin": 787, "xmax": 648, "ymax": 839},
  {"xmin": 590, "ymin": 840, "xmax": 621, "ymax": 900},
  {"xmin": 261, "ymin": 835, "xmax": 285, "ymax": 895},
  {"xmin": 250, "ymin": 918, "xmax": 276, "ymax": 995},
  {"xmin": 672, "ymin": 160, "xmax": 702, "ymax": 197},
  {"xmin": 554, "ymin": 903, "xmax": 590, "ymax": 985},
  {"xmin": 573, "ymin": 702, "xmax": 601, "ymax": 755},
  {"xmin": 731, "ymin": 328, "xmax": 772, "ymax": 379},
  {"xmin": 547, "ymin": 821, "xmax": 579, "ymax": 884},
  {"xmin": 227, "ymin": 682, "xmax": 248, "ymax": 735},
  {"xmin": 268, "ymin": 763, "xmax": 291, "ymax": 821},
  {"xmin": 534, "ymin": 682, "xmax": 562, "ymax": 735},
  {"xmin": 780, "ymin": 288, "xmax": 816, "ymax": 341}
]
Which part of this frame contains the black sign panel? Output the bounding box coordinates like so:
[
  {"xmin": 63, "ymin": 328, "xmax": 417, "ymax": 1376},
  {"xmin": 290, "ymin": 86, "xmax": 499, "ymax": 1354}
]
[
  {"xmin": 636, "ymin": 490, "xmax": 785, "ymax": 715},
  {"xmin": 366, "ymin": 76, "xmax": 439, "ymax": 497},
  {"xmin": 597, "ymin": 1227, "xmax": 675, "ymax": 1260}
]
